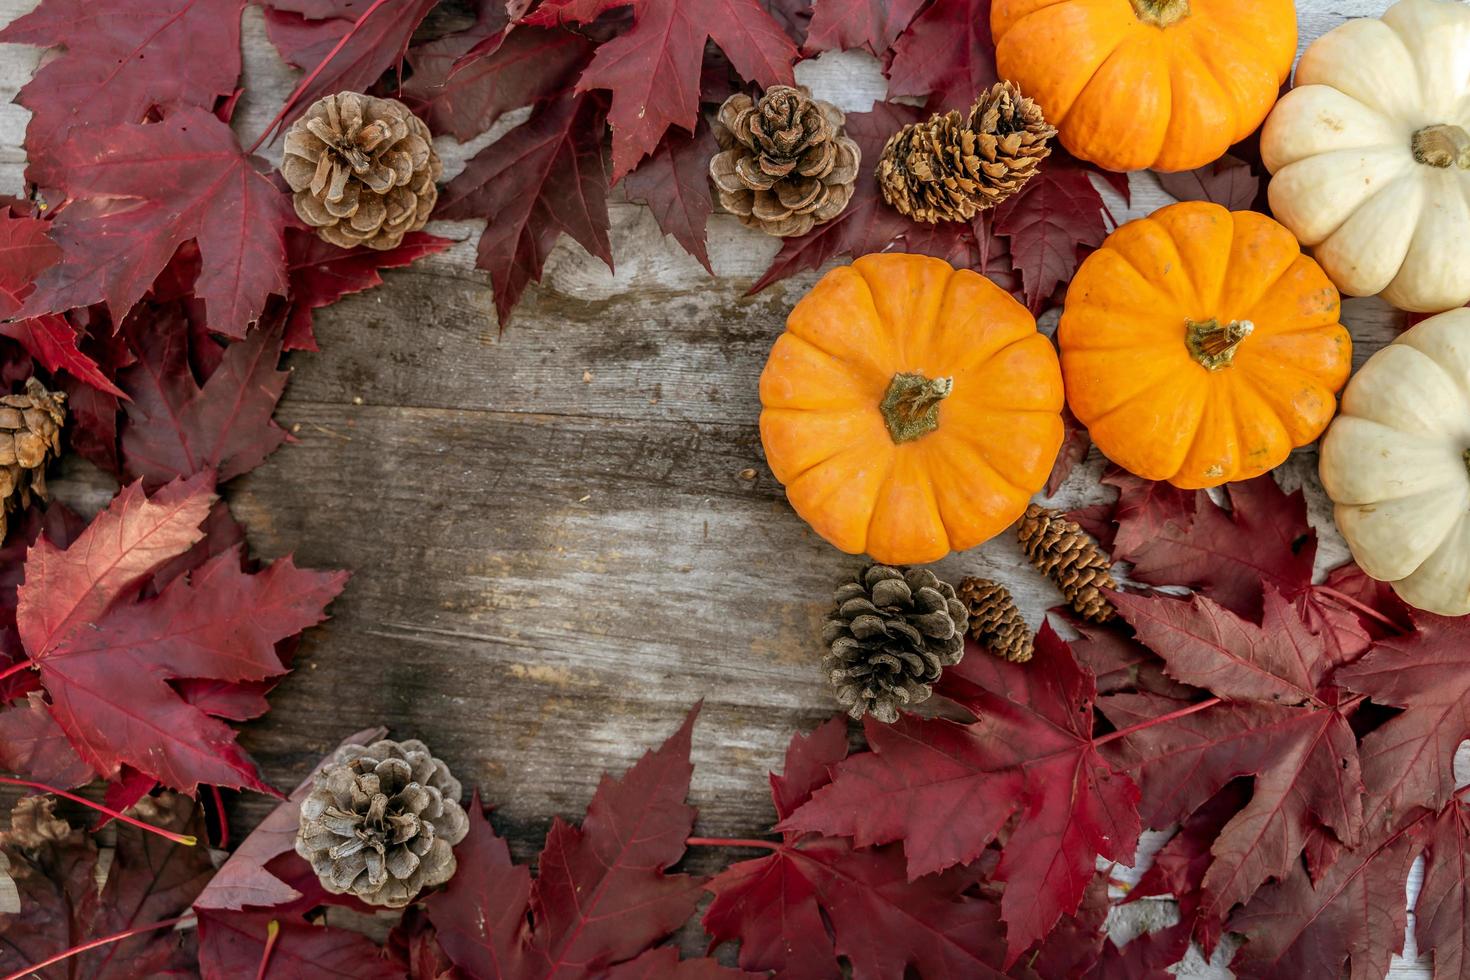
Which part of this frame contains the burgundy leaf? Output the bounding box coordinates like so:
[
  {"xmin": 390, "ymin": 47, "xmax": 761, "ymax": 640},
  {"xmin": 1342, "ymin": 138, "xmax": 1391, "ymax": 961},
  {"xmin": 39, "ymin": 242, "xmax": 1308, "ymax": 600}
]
[
  {"xmin": 803, "ymin": 0, "xmax": 926, "ymax": 54},
  {"xmin": 1156, "ymin": 156, "xmax": 1261, "ymax": 212},
  {"xmin": 621, "ymin": 122, "xmax": 719, "ymax": 273},
  {"xmin": 885, "ymin": 0, "xmax": 997, "ymax": 112},
  {"xmin": 197, "ymin": 909, "xmax": 405, "ymax": 979}
]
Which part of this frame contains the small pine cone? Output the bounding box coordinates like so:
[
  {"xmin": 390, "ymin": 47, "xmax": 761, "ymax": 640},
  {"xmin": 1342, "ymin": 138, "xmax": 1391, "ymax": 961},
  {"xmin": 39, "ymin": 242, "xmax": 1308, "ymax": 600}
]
[
  {"xmin": 710, "ymin": 85, "xmax": 862, "ymax": 237},
  {"xmin": 1017, "ymin": 504, "xmax": 1118, "ymax": 623},
  {"xmin": 0, "ymin": 378, "xmax": 65, "ymax": 543},
  {"xmin": 822, "ymin": 565, "xmax": 969, "ymax": 724},
  {"xmin": 878, "ymin": 81, "xmax": 1055, "ymax": 223},
  {"xmin": 281, "ymin": 92, "xmax": 442, "ymax": 251},
  {"xmin": 296, "ymin": 738, "xmax": 470, "ymax": 908},
  {"xmin": 957, "ymin": 577, "xmax": 1033, "ymax": 663}
]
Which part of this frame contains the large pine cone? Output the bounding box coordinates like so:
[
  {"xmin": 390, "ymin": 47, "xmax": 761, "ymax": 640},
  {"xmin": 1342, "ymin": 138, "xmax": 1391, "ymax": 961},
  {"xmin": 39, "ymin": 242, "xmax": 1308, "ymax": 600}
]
[
  {"xmin": 281, "ymin": 93, "xmax": 442, "ymax": 250},
  {"xmin": 296, "ymin": 738, "xmax": 469, "ymax": 908},
  {"xmin": 823, "ymin": 565, "xmax": 969, "ymax": 723},
  {"xmin": 879, "ymin": 81, "xmax": 1055, "ymax": 223},
  {"xmin": 710, "ymin": 86, "xmax": 861, "ymax": 237},
  {"xmin": 0, "ymin": 379, "xmax": 64, "ymax": 543}
]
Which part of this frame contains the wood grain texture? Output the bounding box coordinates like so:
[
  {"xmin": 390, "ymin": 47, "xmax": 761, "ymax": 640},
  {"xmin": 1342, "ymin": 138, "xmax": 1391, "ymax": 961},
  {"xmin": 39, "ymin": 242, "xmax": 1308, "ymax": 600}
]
[{"xmin": 0, "ymin": 1, "xmax": 1458, "ymax": 976}]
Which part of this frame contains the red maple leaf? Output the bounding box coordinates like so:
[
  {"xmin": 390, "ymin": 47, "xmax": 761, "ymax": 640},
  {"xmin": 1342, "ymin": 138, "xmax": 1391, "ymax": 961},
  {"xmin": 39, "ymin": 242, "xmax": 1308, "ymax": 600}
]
[
  {"xmin": 703, "ymin": 717, "xmax": 1012, "ymax": 978},
  {"xmin": 424, "ymin": 708, "xmax": 709, "ymax": 978},
  {"xmin": 0, "ymin": 794, "xmax": 213, "ymax": 979},
  {"xmin": 282, "ymin": 229, "xmax": 452, "ymax": 351},
  {"xmin": 0, "ymin": 692, "xmax": 94, "ymax": 788},
  {"xmin": 0, "ymin": 0, "xmax": 244, "ymax": 166},
  {"xmin": 749, "ymin": 103, "xmax": 989, "ymax": 294},
  {"xmin": 803, "ymin": 0, "xmax": 926, "ymax": 54},
  {"xmin": 522, "ymin": 0, "xmax": 632, "ymax": 26},
  {"xmin": 994, "ymin": 151, "xmax": 1117, "ymax": 312},
  {"xmin": 884, "ymin": 0, "xmax": 997, "ymax": 112},
  {"xmin": 197, "ymin": 909, "xmax": 407, "ymax": 979},
  {"xmin": 1155, "ymin": 155, "xmax": 1262, "ymax": 212},
  {"xmin": 781, "ymin": 628, "xmax": 1141, "ymax": 963},
  {"xmin": 117, "ymin": 316, "xmax": 291, "ymax": 489},
  {"xmin": 1416, "ymin": 797, "xmax": 1470, "ymax": 978},
  {"xmin": 575, "ymin": 0, "xmax": 797, "ymax": 180},
  {"xmin": 439, "ymin": 92, "xmax": 613, "ymax": 327},
  {"xmin": 17, "ymin": 109, "xmax": 293, "ymax": 339},
  {"xmin": 1335, "ymin": 613, "xmax": 1470, "ymax": 821},
  {"xmin": 1045, "ymin": 404, "xmax": 1091, "ymax": 496},
  {"xmin": 0, "ymin": 211, "xmax": 118, "ymax": 395},
  {"xmin": 15, "ymin": 476, "xmax": 348, "ymax": 793},
  {"xmin": 621, "ymin": 123, "xmax": 719, "ymax": 273},
  {"xmin": 403, "ymin": 20, "xmax": 594, "ymax": 142},
  {"xmin": 1101, "ymin": 687, "xmax": 1363, "ymax": 928}
]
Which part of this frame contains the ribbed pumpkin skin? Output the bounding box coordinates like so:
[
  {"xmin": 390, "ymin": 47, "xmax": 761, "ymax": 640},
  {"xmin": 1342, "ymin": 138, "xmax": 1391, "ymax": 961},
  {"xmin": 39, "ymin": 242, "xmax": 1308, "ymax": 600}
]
[
  {"xmin": 992, "ymin": 0, "xmax": 1297, "ymax": 173},
  {"xmin": 1059, "ymin": 202, "xmax": 1351, "ymax": 490},
  {"xmin": 760, "ymin": 253, "xmax": 1064, "ymax": 565}
]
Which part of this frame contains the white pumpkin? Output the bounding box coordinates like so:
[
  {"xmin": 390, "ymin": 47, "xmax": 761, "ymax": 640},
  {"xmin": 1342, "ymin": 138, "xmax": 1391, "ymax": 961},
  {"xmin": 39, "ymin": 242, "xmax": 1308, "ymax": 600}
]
[
  {"xmin": 1320, "ymin": 310, "xmax": 1470, "ymax": 616},
  {"xmin": 1261, "ymin": 0, "xmax": 1470, "ymax": 314}
]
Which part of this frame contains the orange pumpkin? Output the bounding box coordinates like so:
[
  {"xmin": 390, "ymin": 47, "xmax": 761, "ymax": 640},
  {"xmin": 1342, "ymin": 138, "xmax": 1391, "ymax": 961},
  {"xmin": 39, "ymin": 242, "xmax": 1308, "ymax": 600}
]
[
  {"xmin": 760, "ymin": 253, "xmax": 1064, "ymax": 565},
  {"xmin": 992, "ymin": 0, "xmax": 1297, "ymax": 173},
  {"xmin": 1059, "ymin": 201, "xmax": 1351, "ymax": 490}
]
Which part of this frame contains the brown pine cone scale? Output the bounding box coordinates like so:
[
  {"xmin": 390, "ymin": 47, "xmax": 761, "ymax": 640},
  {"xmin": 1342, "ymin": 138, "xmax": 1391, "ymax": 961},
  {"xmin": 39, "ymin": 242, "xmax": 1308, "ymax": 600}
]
[
  {"xmin": 0, "ymin": 378, "xmax": 64, "ymax": 543},
  {"xmin": 822, "ymin": 565, "xmax": 968, "ymax": 723},
  {"xmin": 710, "ymin": 86, "xmax": 861, "ymax": 237},
  {"xmin": 957, "ymin": 577, "xmax": 1033, "ymax": 663},
  {"xmin": 282, "ymin": 93, "xmax": 442, "ymax": 250},
  {"xmin": 879, "ymin": 81, "xmax": 1055, "ymax": 223},
  {"xmin": 1017, "ymin": 504, "xmax": 1118, "ymax": 623}
]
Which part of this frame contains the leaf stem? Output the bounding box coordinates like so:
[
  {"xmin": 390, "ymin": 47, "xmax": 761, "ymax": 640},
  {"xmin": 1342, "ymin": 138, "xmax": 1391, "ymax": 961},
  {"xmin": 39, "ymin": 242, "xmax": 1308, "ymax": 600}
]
[
  {"xmin": 254, "ymin": 920, "xmax": 281, "ymax": 980},
  {"xmin": 245, "ymin": 0, "xmax": 398, "ymax": 154},
  {"xmin": 686, "ymin": 836, "xmax": 781, "ymax": 852},
  {"xmin": 0, "ymin": 914, "xmax": 193, "ymax": 980},
  {"xmin": 1316, "ymin": 586, "xmax": 1404, "ymax": 633},
  {"xmin": 210, "ymin": 784, "xmax": 229, "ymax": 849},
  {"xmin": 1094, "ymin": 697, "xmax": 1223, "ymax": 747},
  {"xmin": 0, "ymin": 659, "xmax": 34, "ymax": 685},
  {"xmin": 0, "ymin": 776, "xmax": 197, "ymax": 847}
]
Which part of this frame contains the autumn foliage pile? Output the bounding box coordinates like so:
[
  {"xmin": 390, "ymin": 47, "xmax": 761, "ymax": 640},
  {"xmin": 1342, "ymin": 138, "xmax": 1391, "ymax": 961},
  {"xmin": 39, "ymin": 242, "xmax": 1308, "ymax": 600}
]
[{"xmin": 0, "ymin": 0, "xmax": 1467, "ymax": 977}]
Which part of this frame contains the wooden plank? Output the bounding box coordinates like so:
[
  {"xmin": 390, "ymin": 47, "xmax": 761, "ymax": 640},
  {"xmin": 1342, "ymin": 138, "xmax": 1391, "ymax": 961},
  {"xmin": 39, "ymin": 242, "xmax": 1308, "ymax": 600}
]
[{"xmin": 0, "ymin": 0, "xmax": 1458, "ymax": 975}]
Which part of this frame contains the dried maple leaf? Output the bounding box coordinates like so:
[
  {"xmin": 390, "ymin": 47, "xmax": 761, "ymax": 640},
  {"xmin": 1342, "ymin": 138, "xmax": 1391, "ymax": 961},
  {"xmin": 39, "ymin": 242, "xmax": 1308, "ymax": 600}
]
[
  {"xmin": 0, "ymin": 211, "xmax": 118, "ymax": 395},
  {"xmin": 1155, "ymin": 155, "xmax": 1263, "ymax": 213},
  {"xmin": 117, "ymin": 315, "xmax": 291, "ymax": 488},
  {"xmin": 15, "ymin": 476, "xmax": 348, "ymax": 793},
  {"xmin": 0, "ymin": 794, "xmax": 213, "ymax": 979},
  {"xmin": 884, "ymin": 0, "xmax": 997, "ymax": 112},
  {"xmin": 803, "ymin": 0, "xmax": 926, "ymax": 54},
  {"xmin": 749, "ymin": 103, "xmax": 988, "ymax": 294},
  {"xmin": 1227, "ymin": 806, "xmax": 1422, "ymax": 980},
  {"xmin": 782, "ymin": 629, "xmax": 1141, "ymax": 963},
  {"xmin": 703, "ymin": 717, "xmax": 1010, "ymax": 979},
  {"xmin": 1335, "ymin": 612, "xmax": 1470, "ymax": 821},
  {"xmin": 197, "ymin": 909, "xmax": 406, "ymax": 979},
  {"xmin": 424, "ymin": 708, "xmax": 708, "ymax": 978},
  {"xmin": 0, "ymin": 0, "xmax": 244, "ymax": 167},
  {"xmin": 439, "ymin": 92, "xmax": 612, "ymax": 327},
  {"xmin": 575, "ymin": 0, "xmax": 798, "ymax": 180},
  {"xmin": 622, "ymin": 123, "xmax": 719, "ymax": 273},
  {"xmin": 403, "ymin": 20, "xmax": 594, "ymax": 141},
  {"xmin": 993, "ymin": 151, "xmax": 1116, "ymax": 312},
  {"xmin": 17, "ymin": 109, "xmax": 293, "ymax": 340},
  {"xmin": 1101, "ymin": 687, "xmax": 1363, "ymax": 929}
]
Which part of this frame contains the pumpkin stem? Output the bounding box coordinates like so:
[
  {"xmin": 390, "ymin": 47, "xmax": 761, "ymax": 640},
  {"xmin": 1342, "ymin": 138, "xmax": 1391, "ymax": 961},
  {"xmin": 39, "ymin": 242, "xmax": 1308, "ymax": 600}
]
[
  {"xmin": 1130, "ymin": 0, "xmax": 1190, "ymax": 27},
  {"xmin": 1464, "ymin": 449, "xmax": 1470, "ymax": 480},
  {"xmin": 1186, "ymin": 318, "xmax": 1254, "ymax": 371},
  {"xmin": 881, "ymin": 373, "xmax": 953, "ymax": 444},
  {"xmin": 1412, "ymin": 124, "xmax": 1470, "ymax": 169}
]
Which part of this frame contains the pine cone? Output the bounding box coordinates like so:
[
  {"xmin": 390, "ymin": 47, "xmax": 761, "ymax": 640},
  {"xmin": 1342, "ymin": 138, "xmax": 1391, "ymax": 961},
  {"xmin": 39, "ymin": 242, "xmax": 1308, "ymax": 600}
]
[
  {"xmin": 1017, "ymin": 504, "xmax": 1118, "ymax": 623},
  {"xmin": 0, "ymin": 379, "xmax": 64, "ymax": 543},
  {"xmin": 878, "ymin": 81, "xmax": 1055, "ymax": 223},
  {"xmin": 296, "ymin": 738, "xmax": 469, "ymax": 908},
  {"xmin": 957, "ymin": 577, "xmax": 1033, "ymax": 663},
  {"xmin": 710, "ymin": 86, "xmax": 861, "ymax": 237},
  {"xmin": 822, "ymin": 565, "xmax": 969, "ymax": 723},
  {"xmin": 282, "ymin": 92, "xmax": 442, "ymax": 251}
]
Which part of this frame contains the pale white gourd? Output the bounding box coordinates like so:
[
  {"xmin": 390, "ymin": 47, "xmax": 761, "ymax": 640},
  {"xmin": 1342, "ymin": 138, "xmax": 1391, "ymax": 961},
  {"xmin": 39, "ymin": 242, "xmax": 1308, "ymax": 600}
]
[
  {"xmin": 1262, "ymin": 0, "xmax": 1470, "ymax": 314},
  {"xmin": 1319, "ymin": 309, "xmax": 1470, "ymax": 615}
]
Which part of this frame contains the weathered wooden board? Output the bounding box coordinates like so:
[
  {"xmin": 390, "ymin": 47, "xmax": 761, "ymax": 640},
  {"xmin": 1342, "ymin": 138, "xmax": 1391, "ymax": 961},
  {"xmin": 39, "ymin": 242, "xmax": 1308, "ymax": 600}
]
[{"xmin": 0, "ymin": 1, "xmax": 1459, "ymax": 976}]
